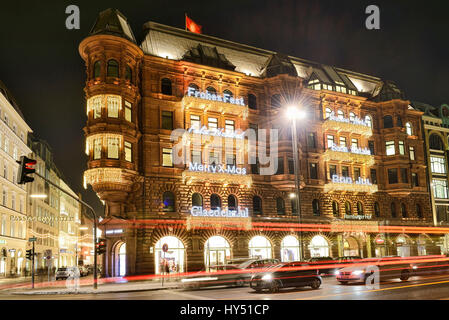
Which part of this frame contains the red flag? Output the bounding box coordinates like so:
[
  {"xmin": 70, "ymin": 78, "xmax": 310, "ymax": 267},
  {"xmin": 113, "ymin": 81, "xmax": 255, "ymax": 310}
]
[{"xmin": 185, "ymin": 14, "xmax": 202, "ymax": 34}]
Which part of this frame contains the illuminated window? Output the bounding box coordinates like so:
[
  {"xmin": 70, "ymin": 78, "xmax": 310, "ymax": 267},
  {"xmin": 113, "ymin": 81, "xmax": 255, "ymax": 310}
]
[
  {"xmin": 386, "ymin": 141, "xmax": 395, "ymax": 156},
  {"xmin": 124, "ymin": 101, "xmax": 132, "ymax": 122},
  {"xmin": 107, "ymin": 96, "xmax": 120, "ymax": 118},
  {"xmin": 433, "ymin": 179, "xmax": 448, "ymax": 199},
  {"xmin": 327, "ymin": 135, "xmax": 334, "ymax": 148},
  {"xmin": 351, "ymin": 138, "xmax": 358, "ymax": 149},
  {"xmin": 209, "ymin": 151, "xmax": 220, "ymax": 166},
  {"xmin": 94, "ymin": 139, "xmax": 102, "ymax": 159},
  {"xmin": 337, "ymin": 110, "xmax": 344, "ymax": 119},
  {"xmin": 107, "ymin": 138, "xmax": 119, "ymax": 159},
  {"xmin": 398, "ymin": 141, "xmax": 405, "ymax": 155},
  {"xmin": 405, "ymin": 122, "xmax": 412, "ymax": 135},
  {"xmin": 225, "ymin": 120, "xmax": 235, "ymax": 134},
  {"xmin": 349, "ymin": 112, "xmax": 356, "ymax": 121},
  {"xmin": 357, "ymin": 202, "xmax": 363, "ymax": 215},
  {"xmin": 332, "ymin": 201, "xmax": 339, "ymax": 216},
  {"xmin": 93, "ymin": 96, "xmax": 102, "ymax": 119},
  {"xmin": 412, "ymin": 173, "xmax": 419, "ymax": 187},
  {"xmin": 190, "ymin": 115, "xmax": 201, "ymax": 130},
  {"xmin": 0, "ymin": 215, "xmax": 5, "ymax": 235},
  {"xmin": 191, "ymin": 150, "xmax": 201, "ymax": 164},
  {"xmin": 124, "ymin": 141, "xmax": 132, "ymax": 162},
  {"xmin": 162, "ymin": 148, "xmax": 173, "ymax": 167},
  {"xmin": 345, "ymin": 201, "xmax": 352, "ymax": 215},
  {"xmin": 431, "ymin": 156, "xmax": 446, "ymax": 174},
  {"xmin": 365, "ymin": 115, "xmax": 372, "ymax": 128},
  {"xmin": 226, "ymin": 153, "xmax": 236, "ymax": 166},
  {"xmin": 325, "ymin": 108, "xmax": 332, "ymax": 119},
  {"xmin": 208, "ymin": 117, "xmax": 218, "ymax": 129},
  {"xmin": 339, "ymin": 136, "xmax": 346, "ymax": 147},
  {"xmin": 409, "ymin": 146, "xmax": 415, "ymax": 161}
]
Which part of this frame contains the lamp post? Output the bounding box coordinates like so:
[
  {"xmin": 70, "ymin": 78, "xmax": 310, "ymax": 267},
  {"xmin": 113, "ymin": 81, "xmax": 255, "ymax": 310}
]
[{"xmin": 286, "ymin": 105, "xmax": 306, "ymax": 261}]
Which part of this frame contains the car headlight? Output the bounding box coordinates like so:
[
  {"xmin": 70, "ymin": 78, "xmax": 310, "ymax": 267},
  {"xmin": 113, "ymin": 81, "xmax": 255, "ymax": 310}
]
[
  {"xmin": 352, "ymin": 270, "xmax": 364, "ymax": 276},
  {"xmin": 261, "ymin": 274, "xmax": 273, "ymax": 281},
  {"xmin": 335, "ymin": 270, "xmax": 340, "ymax": 275},
  {"xmin": 412, "ymin": 266, "xmax": 418, "ymax": 270}
]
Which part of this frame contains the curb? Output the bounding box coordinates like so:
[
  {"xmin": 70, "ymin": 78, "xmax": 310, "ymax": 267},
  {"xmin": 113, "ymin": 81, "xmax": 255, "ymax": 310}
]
[{"xmin": 9, "ymin": 285, "xmax": 180, "ymax": 295}]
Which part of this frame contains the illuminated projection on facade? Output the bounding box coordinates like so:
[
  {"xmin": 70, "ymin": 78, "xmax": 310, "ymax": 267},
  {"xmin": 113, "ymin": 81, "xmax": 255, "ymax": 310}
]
[
  {"xmin": 191, "ymin": 206, "xmax": 249, "ymax": 218},
  {"xmin": 188, "ymin": 162, "xmax": 247, "ymax": 175},
  {"xmin": 187, "ymin": 87, "xmax": 245, "ymax": 106}
]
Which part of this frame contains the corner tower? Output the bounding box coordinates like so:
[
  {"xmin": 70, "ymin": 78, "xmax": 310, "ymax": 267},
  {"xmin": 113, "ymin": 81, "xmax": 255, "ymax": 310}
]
[{"xmin": 79, "ymin": 9, "xmax": 143, "ymax": 217}]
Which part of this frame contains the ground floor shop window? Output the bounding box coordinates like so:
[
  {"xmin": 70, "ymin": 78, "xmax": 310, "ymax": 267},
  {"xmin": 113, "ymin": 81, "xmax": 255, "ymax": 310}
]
[
  {"xmin": 249, "ymin": 236, "xmax": 272, "ymax": 259},
  {"xmin": 309, "ymin": 235, "xmax": 330, "ymax": 257},
  {"xmin": 281, "ymin": 235, "xmax": 300, "ymax": 262},
  {"xmin": 343, "ymin": 237, "xmax": 359, "ymax": 257},
  {"xmin": 204, "ymin": 236, "xmax": 231, "ymax": 270},
  {"xmin": 396, "ymin": 235, "xmax": 411, "ymax": 257},
  {"xmin": 155, "ymin": 236, "xmax": 185, "ymax": 275}
]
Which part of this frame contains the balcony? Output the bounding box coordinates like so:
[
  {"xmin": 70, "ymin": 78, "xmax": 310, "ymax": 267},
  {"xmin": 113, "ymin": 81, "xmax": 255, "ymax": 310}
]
[
  {"xmin": 182, "ymin": 95, "xmax": 248, "ymax": 120},
  {"xmin": 323, "ymin": 114, "xmax": 373, "ymax": 136},
  {"xmin": 323, "ymin": 147, "xmax": 375, "ymax": 166},
  {"xmin": 324, "ymin": 175, "xmax": 378, "ymax": 193}
]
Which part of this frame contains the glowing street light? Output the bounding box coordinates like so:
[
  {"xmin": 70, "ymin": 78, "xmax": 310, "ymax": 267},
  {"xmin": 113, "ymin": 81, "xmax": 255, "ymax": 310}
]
[{"xmin": 286, "ymin": 105, "xmax": 306, "ymax": 120}]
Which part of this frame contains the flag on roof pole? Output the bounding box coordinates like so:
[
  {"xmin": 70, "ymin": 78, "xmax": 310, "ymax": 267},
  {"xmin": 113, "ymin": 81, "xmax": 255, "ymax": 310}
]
[{"xmin": 185, "ymin": 14, "xmax": 202, "ymax": 34}]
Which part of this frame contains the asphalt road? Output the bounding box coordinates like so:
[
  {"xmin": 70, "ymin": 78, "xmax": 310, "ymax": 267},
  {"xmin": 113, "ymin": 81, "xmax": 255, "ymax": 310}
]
[{"xmin": 2, "ymin": 273, "xmax": 449, "ymax": 300}]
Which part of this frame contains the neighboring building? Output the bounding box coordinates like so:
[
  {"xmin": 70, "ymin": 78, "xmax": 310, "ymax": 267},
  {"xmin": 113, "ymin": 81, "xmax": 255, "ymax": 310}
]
[
  {"xmin": 79, "ymin": 9, "xmax": 441, "ymax": 277},
  {"xmin": 77, "ymin": 196, "xmax": 94, "ymax": 267},
  {"xmin": 27, "ymin": 135, "xmax": 80, "ymax": 271},
  {"xmin": 413, "ymin": 102, "xmax": 449, "ymax": 253},
  {"xmin": 0, "ymin": 80, "xmax": 33, "ymax": 277}
]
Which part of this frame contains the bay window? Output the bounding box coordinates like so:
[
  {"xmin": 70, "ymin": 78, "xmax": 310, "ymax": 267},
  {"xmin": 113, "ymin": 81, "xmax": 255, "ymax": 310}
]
[{"xmin": 107, "ymin": 138, "xmax": 119, "ymax": 159}]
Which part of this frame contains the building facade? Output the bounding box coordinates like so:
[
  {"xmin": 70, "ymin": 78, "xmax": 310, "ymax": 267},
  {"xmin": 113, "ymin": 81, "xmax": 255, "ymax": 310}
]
[
  {"xmin": 80, "ymin": 9, "xmax": 442, "ymax": 277},
  {"xmin": 0, "ymin": 81, "xmax": 33, "ymax": 277}
]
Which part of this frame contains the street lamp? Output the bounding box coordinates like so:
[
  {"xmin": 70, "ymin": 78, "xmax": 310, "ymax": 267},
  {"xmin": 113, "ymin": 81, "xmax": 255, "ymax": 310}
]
[{"xmin": 286, "ymin": 105, "xmax": 306, "ymax": 261}]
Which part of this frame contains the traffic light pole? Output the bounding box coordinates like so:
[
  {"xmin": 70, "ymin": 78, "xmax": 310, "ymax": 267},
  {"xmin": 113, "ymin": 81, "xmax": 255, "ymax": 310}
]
[
  {"xmin": 33, "ymin": 172, "xmax": 99, "ymax": 290},
  {"xmin": 31, "ymin": 242, "xmax": 35, "ymax": 289}
]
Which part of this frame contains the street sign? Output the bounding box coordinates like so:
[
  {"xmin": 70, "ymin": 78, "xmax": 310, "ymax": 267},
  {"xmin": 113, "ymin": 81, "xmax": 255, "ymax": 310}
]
[
  {"xmin": 28, "ymin": 237, "xmax": 37, "ymax": 242},
  {"xmin": 162, "ymin": 243, "xmax": 168, "ymax": 253}
]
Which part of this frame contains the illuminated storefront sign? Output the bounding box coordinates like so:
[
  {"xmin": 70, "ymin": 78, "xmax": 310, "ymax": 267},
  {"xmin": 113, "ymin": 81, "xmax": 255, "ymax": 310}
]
[
  {"xmin": 187, "ymin": 87, "xmax": 245, "ymax": 106},
  {"xmin": 191, "ymin": 206, "xmax": 249, "ymax": 218},
  {"xmin": 328, "ymin": 112, "xmax": 370, "ymax": 127},
  {"xmin": 332, "ymin": 175, "xmax": 372, "ymax": 185},
  {"xmin": 345, "ymin": 214, "xmax": 372, "ymax": 220},
  {"xmin": 187, "ymin": 126, "xmax": 244, "ymax": 139},
  {"xmin": 105, "ymin": 229, "xmax": 123, "ymax": 235},
  {"xmin": 189, "ymin": 162, "xmax": 247, "ymax": 175},
  {"xmin": 330, "ymin": 145, "xmax": 371, "ymax": 155}
]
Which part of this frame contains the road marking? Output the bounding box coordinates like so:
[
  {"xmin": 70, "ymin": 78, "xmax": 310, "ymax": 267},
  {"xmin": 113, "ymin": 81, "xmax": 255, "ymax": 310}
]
[{"xmin": 167, "ymin": 290, "xmax": 212, "ymax": 300}]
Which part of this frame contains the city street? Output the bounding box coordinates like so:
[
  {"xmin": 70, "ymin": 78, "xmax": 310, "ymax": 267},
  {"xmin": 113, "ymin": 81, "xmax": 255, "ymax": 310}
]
[{"xmin": 2, "ymin": 274, "xmax": 449, "ymax": 300}]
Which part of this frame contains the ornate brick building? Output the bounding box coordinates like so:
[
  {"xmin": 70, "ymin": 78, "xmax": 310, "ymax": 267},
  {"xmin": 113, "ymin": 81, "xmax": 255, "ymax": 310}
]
[{"xmin": 80, "ymin": 9, "xmax": 441, "ymax": 277}]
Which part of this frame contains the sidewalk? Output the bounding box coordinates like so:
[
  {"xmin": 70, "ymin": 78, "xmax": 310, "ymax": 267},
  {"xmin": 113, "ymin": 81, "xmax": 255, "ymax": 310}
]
[{"xmin": 8, "ymin": 278, "xmax": 181, "ymax": 295}]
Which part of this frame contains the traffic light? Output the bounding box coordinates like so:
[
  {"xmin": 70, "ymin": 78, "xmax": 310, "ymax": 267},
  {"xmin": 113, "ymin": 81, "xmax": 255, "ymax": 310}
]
[
  {"xmin": 96, "ymin": 238, "xmax": 106, "ymax": 255},
  {"xmin": 26, "ymin": 249, "xmax": 33, "ymax": 260},
  {"xmin": 16, "ymin": 156, "xmax": 36, "ymax": 184}
]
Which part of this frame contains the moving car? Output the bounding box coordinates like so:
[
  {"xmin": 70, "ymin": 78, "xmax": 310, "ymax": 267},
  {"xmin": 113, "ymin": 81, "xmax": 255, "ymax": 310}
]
[
  {"xmin": 181, "ymin": 259, "xmax": 279, "ymax": 289},
  {"xmin": 336, "ymin": 257, "xmax": 413, "ymax": 284},
  {"xmin": 250, "ymin": 262, "xmax": 322, "ymax": 293},
  {"xmin": 410, "ymin": 255, "xmax": 449, "ymax": 276},
  {"xmin": 55, "ymin": 267, "xmax": 80, "ymax": 280},
  {"xmin": 306, "ymin": 257, "xmax": 338, "ymax": 276}
]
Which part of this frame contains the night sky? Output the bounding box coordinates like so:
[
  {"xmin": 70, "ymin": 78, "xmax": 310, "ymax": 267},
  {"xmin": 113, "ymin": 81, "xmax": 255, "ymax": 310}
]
[{"xmin": 0, "ymin": 0, "xmax": 448, "ymax": 214}]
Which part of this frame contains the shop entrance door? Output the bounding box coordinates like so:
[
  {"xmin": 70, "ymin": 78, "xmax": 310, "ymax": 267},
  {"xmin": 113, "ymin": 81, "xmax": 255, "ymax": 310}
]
[{"xmin": 208, "ymin": 250, "xmax": 226, "ymax": 267}]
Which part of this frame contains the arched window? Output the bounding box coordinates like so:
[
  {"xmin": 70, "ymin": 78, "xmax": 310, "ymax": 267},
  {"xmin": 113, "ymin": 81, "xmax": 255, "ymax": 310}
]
[
  {"xmin": 401, "ymin": 203, "xmax": 407, "ymax": 218},
  {"xmin": 107, "ymin": 59, "xmax": 119, "ymax": 78},
  {"xmin": 206, "ymin": 86, "xmax": 217, "ymax": 94},
  {"xmin": 192, "ymin": 193, "xmax": 203, "ymax": 207},
  {"xmin": 223, "ymin": 89, "xmax": 233, "ymax": 97},
  {"xmin": 349, "ymin": 112, "xmax": 356, "ymax": 121},
  {"xmin": 291, "ymin": 198, "xmax": 298, "ymax": 215},
  {"xmin": 161, "ymin": 78, "xmax": 172, "ymax": 95},
  {"xmin": 416, "ymin": 204, "xmax": 423, "ymax": 218},
  {"xmin": 365, "ymin": 115, "xmax": 372, "ymax": 128},
  {"xmin": 332, "ymin": 201, "xmax": 339, "ymax": 216},
  {"xmin": 309, "ymin": 235, "xmax": 330, "ymax": 258},
  {"xmin": 357, "ymin": 202, "xmax": 364, "ymax": 215},
  {"xmin": 162, "ymin": 191, "xmax": 175, "ymax": 212},
  {"xmin": 210, "ymin": 194, "xmax": 221, "ymax": 210},
  {"xmin": 391, "ymin": 202, "xmax": 397, "ymax": 218},
  {"xmin": 345, "ymin": 201, "xmax": 352, "ymax": 215},
  {"xmin": 374, "ymin": 202, "xmax": 380, "ymax": 217},
  {"xmin": 337, "ymin": 110, "xmax": 344, "ymax": 119},
  {"xmin": 405, "ymin": 122, "xmax": 413, "ymax": 135},
  {"xmin": 125, "ymin": 65, "xmax": 132, "ymax": 82},
  {"xmin": 281, "ymin": 236, "xmax": 300, "ymax": 262},
  {"xmin": 93, "ymin": 61, "xmax": 101, "ymax": 78},
  {"xmin": 396, "ymin": 115, "xmax": 403, "ymax": 127},
  {"xmin": 187, "ymin": 83, "xmax": 199, "ymax": 94},
  {"xmin": 429, "ymin": 134, "xmax": 444, "ymax": 150},
  {"xmin": 249, "ymin": 236, "xmax": 272, "ymax": 259},
  {"xmin": 325, "ymin": 108, "xmax": 332, "ymax": 119},
  {"xmin": 248, "ymin": 94, "xmax": 257, "ymax": 110},
  {"xmin": 312, "ymin": 199, "xmax": 320, "ymax": 216},
  {"xmin": 228, "ymin": 194, "xmax": 237, "ymax": 210},
  {"xmin": 253, "ymin": 196, "xmax": 262, "ymax": 215},
  {"xmin": 383, "ymin": 115, "xmax": 393, "ymax": 128},
  {"xmin": 271, "ymin": 94, "xmax": 282, "ymax": 108},
  {"xmin": 276, "ymin": 197, "xmax": 285, "ymax": 214}
]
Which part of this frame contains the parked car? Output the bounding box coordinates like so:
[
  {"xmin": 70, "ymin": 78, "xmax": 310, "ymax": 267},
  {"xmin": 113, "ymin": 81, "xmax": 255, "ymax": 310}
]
[
  {"xmin": 306, "ymin": 257, "xmax": 337, "ymax": 276},
  {"xmin": 336, "ymin": 257, "xmax": 413, "ymax": 284},
  {"xmin": 181, "ymin": 259, "xmax": 279, "ymax": 289},
  {"xmin": 250, "ymin": 262, "xmax": 322, "ymax": 293},
  {"xmin": 55, "ymin": 267, "xmax": 80, "ymax": 280}
]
